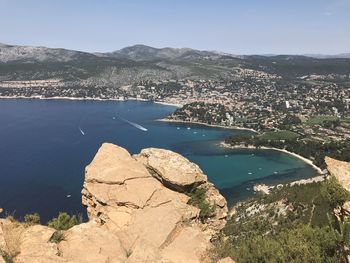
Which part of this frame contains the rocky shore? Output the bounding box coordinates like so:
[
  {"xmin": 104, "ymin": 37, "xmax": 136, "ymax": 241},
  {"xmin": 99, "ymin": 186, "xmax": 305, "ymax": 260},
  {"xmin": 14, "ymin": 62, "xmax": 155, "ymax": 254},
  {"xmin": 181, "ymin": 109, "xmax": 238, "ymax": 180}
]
[{"xmin": 0, "ymin": 143, "xmax": 233, "ymax": 263}]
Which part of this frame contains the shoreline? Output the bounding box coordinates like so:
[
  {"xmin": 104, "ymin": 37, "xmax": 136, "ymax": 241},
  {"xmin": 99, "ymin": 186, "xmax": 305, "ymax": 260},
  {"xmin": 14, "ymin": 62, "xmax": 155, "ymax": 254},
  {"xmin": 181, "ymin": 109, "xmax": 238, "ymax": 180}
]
[
  {"xmin": 220, "ymin": 142, "xmax": 324, "ymax": 174},
  {"xmin": 252, "ymin": 175, "xmax": 326, "ymax": 195},
  {"xmin": 0, "ymin": 95, "xmax": 322, "ymax": 172},
  {"xmin": 158, "ymin": 118, "xmax": 258, "ymax": 133},
  {"xmin": 0, "ymin": 95, "xmax": 182, "ymax": 108}
]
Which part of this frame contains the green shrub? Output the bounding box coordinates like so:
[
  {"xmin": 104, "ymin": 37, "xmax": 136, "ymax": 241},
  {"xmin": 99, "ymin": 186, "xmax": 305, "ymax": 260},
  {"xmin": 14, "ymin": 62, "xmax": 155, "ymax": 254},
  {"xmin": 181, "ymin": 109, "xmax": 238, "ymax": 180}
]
[
  {"xmin": 188, "ymin": 187, "xmax": 214, "ymax": 221},
  {"xmin": 214, "ymin": 224, "xmax": 344, "ymax": 263},
  {"xmin": 24, "ymin": 213, "xmax": 40, "ymax": 225},
  {"xmin": 342, "ymin": 222, "xmax": 350, "ymax": 245},
  {"xmin": 0, "ymin": 249, "xmax": 13, "ymax": 263},
  {"xmin": 321, "ymin": 176, "xmax": 350, "ymax": 209},
  {"xmin": 48, "ymin": 212, "xmax": 78, "ymax": 230},
  {"xmin": 49, "ymin": 230, "xmax": 65, "ymax": 243},
  {"xmin": 212, "ymin": 180, "xmax": 350, "ymax": 262}
]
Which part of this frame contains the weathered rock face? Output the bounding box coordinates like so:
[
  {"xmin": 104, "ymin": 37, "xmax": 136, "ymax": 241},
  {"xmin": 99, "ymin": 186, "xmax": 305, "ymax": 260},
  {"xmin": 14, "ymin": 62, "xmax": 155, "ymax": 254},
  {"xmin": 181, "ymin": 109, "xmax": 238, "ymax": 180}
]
[
  {"xmin": 325, "ymin": 156, "xmax": 350, "ymax": 191},
  {"xmin": 0, "ymin": 143, "xmax": 229, "ymax": 263},
  {"xmin": 135, "ymin": 147, "xmax": 207, "ymax": 192},
  {"xmin": 82, "ymin": 143, "xmax": 228, "ymax": 262}
]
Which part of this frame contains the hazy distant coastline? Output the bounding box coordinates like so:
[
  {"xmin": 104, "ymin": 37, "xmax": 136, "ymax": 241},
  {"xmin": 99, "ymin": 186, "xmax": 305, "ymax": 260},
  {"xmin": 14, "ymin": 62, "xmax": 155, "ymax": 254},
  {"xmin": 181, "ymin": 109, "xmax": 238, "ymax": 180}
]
[{"xmin": 0, "ymin": 95, "xmax": 182, "ymax": 108}]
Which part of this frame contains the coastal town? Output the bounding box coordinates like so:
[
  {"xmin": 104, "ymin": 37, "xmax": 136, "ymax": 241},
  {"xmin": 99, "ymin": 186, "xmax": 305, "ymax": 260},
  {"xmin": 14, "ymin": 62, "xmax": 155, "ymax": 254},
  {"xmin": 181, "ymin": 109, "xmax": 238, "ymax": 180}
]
[{"xmin": 1, "ymin": 66, "xmax": 350, "ymax": 141}]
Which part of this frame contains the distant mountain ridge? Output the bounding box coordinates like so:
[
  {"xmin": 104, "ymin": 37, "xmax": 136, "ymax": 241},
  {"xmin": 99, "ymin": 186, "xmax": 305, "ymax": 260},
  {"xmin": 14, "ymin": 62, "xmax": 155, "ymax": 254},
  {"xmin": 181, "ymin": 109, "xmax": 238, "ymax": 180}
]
[
  {"xmin": 0, "ymin": 42, "xmax": 99, "ymax": 63},
  {"xmin": 108, "ymin": 44, "xmax": 231, "ymax": 61},
  {"xmin": 0, "ymin": 42, "xmax": 349, "ymax": 85},
  {"xmin": 0, "ymin": 42, "xmax": 349, "ymax": 63},
  {"xmin": 303, "ymin": 53, "xmax": 350, "ymax": 59}
]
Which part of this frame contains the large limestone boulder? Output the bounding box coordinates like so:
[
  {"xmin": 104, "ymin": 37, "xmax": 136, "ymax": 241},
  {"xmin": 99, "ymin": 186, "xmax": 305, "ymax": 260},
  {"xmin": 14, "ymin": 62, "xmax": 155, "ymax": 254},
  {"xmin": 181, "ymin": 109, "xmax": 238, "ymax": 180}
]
[
  {"xmin": 15, "ymin": 225, "xmax": 63, "ymax": 263},
  {"xmin": 134, "ymin": 147, "xmax": 227, "ymax": 231},
  {"xmin": 85, "ymin": 143, "xmax": 152, "ymax": 185},
  {"xmin": 0, "ymin": 219, "xmax": 63, "ymax": 263},
  {"xmin": 82, "ymin": 143, "xmax": 228, "ymax": 262},
  {"xmin": 325, "ymin": 156, "xmax": 350, "ymax": 191},
  {"xmin": 0, "ymin": 220, "xmax": 127, "ymax": 263},
  {"xmin": 59, "ymin": 221, "xmax": 127, "ymax": 263},
  {"xmin": 160, "ymin": 226, "xmax": 210, "ymax": 263},
  {"xmin": 135, "ymin": 148, "xmax": 207, "ymax": 192}
]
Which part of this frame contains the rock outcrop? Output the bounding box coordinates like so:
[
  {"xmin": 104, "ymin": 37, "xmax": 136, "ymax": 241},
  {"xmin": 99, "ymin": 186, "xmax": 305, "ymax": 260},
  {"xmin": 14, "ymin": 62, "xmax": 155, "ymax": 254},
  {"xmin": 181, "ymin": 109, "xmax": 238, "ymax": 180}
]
[
  {"xmin": 325, "ymin": 156, "xmax": 350, "ymax": 192},
  {"xmin": 82, "ymin": 143, "xmax": 228, "ymax": 262},
  {"xmin": 325, "ymin": 157, "xmax": 350, "ymax": 263},
  {"xmin": 1, "ymin": 143, "xmax": 229, "ymax": 263}
]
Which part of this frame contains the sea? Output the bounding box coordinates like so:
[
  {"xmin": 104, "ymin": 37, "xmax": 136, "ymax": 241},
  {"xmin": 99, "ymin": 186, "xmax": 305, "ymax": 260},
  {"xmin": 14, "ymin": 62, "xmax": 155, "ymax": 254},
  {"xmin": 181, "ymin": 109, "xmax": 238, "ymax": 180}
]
[{"xmin": 0, "ymin": 99, "xmax": 317, "ymax": 222}]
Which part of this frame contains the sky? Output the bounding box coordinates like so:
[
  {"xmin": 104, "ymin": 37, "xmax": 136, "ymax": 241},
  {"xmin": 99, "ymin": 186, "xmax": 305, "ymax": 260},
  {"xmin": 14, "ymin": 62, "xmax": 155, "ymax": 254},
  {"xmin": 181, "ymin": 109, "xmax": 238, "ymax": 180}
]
[{"xmin": 0, "ymin": 0, "xmax": 349, "ymax": 54}]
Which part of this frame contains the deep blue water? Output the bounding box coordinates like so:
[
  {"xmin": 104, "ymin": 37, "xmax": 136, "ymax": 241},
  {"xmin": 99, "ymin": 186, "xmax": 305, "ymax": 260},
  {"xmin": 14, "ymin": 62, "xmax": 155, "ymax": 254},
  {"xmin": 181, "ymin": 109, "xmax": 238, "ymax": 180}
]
[{"xmin": 0, "ymin": 99, "xmax": 317, "ymax": 222}]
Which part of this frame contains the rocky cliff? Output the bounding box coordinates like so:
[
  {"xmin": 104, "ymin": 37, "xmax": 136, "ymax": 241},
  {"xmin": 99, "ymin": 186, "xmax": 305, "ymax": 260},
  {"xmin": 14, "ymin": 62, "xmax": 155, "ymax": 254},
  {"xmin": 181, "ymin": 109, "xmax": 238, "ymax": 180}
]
[
  {"xmin": 0, "ymin": 143, "xmax": 229, "ymax": 263},
  {"xmin": 325, "ymin": 156, "xmax": 350, "ymax": 192}
]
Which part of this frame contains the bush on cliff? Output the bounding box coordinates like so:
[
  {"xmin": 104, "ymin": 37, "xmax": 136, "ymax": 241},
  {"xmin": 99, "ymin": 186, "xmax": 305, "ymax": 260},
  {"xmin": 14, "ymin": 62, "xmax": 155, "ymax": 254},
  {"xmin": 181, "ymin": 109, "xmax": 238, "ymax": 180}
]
[
  {"xmin": 321, "ymin": 176, "xmax": 350, "ymax": 209},
  {"xmin": 23, "ymin": 213, "xmax": 40, "ymax": 226},
  {"xmin": 48, "ymin": 212, "xmax": 78, "ymax": 230},
  {"xmin": 188, "ymin": 186, "xmax": 214, "ymax": 221},
  {"xmin": 49, "ymin": 230, "xmax": 65, "ymax": 244}
]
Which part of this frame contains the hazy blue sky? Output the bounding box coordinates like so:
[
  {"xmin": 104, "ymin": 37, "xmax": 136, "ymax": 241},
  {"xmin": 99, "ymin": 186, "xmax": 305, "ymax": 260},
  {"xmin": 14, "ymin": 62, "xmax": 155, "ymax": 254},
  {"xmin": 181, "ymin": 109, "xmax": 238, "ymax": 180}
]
[{"xmin": 0, "ymin": 0, "xmax": 349, "ymax": 54}]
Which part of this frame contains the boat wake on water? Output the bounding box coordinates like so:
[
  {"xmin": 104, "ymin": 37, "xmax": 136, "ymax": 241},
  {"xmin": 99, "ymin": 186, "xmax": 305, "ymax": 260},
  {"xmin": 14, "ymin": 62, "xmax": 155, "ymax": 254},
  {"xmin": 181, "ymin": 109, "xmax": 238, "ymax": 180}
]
[
  {"xmin": 116, "ymin": 116, "xmax": 148, "ymax": 132},
  {"xmin": 78, "ymin": 127, "xmax": 85, "ymax": 135}
]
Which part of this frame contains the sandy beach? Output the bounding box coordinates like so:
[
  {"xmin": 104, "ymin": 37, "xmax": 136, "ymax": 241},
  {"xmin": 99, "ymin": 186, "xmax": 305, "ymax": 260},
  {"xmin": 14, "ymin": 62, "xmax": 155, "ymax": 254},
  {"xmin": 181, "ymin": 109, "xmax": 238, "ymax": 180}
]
[
  {"xmin": 220, "ymin": 141, "xmax": 324, "ymax": 174},
  {"xmin": 158, "ymin": 118, "xmax": 258, "ymax": 133},
  {"xmin": 153, "ymin": 101, "xmax": 183, "ymax": 108}
]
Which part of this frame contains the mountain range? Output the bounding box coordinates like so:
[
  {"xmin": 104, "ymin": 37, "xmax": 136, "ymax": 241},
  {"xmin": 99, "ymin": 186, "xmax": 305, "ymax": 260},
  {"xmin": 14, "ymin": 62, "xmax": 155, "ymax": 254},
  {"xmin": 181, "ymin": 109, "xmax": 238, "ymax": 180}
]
[{"xmin": 0, "ymin": 43, "xmax": 349, "ymax": 85}]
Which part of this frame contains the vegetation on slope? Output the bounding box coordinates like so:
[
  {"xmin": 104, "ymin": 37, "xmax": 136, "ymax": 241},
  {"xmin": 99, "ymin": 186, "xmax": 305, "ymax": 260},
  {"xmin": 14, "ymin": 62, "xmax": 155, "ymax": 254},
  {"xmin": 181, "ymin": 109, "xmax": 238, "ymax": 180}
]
[
  {"xmin": 212, "ymin": 178, "xmax": 350, "ymax": 262},
  {"xmin": 187, "ymin": 186, "xmax": 215, "ymax": 221}
]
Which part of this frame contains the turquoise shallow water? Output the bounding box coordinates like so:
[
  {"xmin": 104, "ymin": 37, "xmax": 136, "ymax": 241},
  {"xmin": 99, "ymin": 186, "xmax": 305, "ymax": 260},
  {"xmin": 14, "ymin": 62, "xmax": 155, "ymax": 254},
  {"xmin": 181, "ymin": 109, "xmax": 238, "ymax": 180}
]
[{"xmin": 0, "ymin": 99, "xmax": 316, "ymax": 221}]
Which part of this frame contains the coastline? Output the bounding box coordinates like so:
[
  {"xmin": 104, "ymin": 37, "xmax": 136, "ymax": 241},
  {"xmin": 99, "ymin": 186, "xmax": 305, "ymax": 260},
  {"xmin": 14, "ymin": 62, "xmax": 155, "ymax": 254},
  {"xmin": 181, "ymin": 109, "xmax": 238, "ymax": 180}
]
[
  {"xmin": 252, "ymin": 175, "xmax": 326, "ymax": 195},
  {"xmin": 158, "ymin": 118, "xmax": 258, "ymax": 133},
  {"xmin": 0, "ymin": 95, "xmax": 182, "ymax": 108},
  {"xmin": 0, "ymin": 95, "xmax": 322, "ymax": 173},
  {"xmin": 220, "ymin": 142, "xmax": 324, "ymax": 174}
]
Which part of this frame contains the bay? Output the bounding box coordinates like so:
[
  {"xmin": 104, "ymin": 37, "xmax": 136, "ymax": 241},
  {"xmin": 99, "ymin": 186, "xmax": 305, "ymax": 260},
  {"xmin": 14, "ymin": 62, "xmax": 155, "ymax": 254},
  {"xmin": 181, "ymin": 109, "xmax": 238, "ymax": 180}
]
[{"xmin": 0, "ymin": 99, "xmax": 317, "ymax": 222}]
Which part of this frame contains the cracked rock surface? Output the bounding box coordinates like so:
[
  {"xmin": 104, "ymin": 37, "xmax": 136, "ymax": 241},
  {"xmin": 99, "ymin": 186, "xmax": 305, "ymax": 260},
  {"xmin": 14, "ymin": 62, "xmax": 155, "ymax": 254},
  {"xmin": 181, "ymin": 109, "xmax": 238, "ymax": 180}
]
[{"xmin": 82, "ymin": 143, "xmax": 228, "ymax": 262}]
